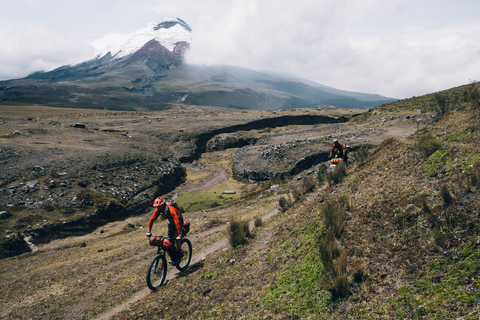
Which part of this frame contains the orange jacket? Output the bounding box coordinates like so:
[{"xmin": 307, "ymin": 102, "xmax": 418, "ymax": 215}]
[
  {"xmin": 148, "ymin": 205, "xmax": 184, "ymax": 236},
  {"xmin": 330, "ymin": 142, "xmax": 346, "ymax": 157}
]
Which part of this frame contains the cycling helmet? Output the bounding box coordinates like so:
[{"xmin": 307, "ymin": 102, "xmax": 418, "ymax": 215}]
[
  {"xmin": 333, "ymin": 139, "xmax": 338, "ymax": 144},
  {"xmin": 153, "ymin": 196, "xmax": 166, "ymax": 207}
]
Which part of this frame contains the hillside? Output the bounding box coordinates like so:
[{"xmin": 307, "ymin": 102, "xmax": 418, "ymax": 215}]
[
  {"xmin": 0, "ymin": 82, "xmax": 479, "ymax": 319},
  {"xmin": 113, "ymin": 82, "xmax": 480, "ymax": 319},
  {"xmin": 0, "ymin": 64, "xmax": 396, "ymax": 111}
]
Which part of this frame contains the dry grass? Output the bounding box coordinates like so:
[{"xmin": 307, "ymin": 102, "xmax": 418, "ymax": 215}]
[{"xmin": 2, "ymin": 88, "xmax": 480, "ymax": 319}]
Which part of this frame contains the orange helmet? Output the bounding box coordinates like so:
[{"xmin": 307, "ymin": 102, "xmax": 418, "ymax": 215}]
[{"xmin": 153, "ymin": 196, "xmax": 166, "ymax": 207}]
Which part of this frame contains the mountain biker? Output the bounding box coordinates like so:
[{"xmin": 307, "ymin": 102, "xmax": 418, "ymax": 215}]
[
  {"xmin": 146, "ymin": 196, "xmax": 184, "ymax": 263},
  {"xmin": 330, "ymin": 139, "xmax": 348, "ymax": 162}
]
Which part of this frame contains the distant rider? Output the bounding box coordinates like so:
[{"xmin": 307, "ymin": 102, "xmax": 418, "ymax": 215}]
[
  {"xmin": 146, "ymin": 196, "xmax": 184, "ymax": 263},
  {"xmin": 330, "ymin": 139, "xmax": 348, "ymax": 162}
]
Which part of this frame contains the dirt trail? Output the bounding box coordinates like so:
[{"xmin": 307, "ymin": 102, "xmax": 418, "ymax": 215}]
[
  {"xmin": 171, "ymin": 165, "xmax": 227, "ymax": 199},
  {"xmin": 94, "ymin": 207, "xmax": 279, "ymax": 320},
  {"xmin": 93, "ymin": 162, "xmax": 278, "ymax": 320}
]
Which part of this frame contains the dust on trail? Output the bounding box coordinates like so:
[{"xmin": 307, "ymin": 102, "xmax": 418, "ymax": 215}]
[{"xmin": 94, "ymin": 207, "xmax": 279, "ymax": 320}]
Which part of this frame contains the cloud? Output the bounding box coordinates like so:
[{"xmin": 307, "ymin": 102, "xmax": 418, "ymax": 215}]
[
  {"xmin": 0, "ymin": 21, "xmax": 95, "ymax": 80},
  {"xmin": 184, "ymin": 0, "xmax": 480, "ymax": 98},
  {"xmin": 1, "ymin": 0, "xmax": 480, "ymax": 98}
]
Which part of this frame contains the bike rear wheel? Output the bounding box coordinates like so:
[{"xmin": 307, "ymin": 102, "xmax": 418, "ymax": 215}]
[
  {"xmin": 175, "ymin": 238, "xmax": 192, "ymax": 272},
  {"xmin": 146, "ymin": 254, "xmax": 167, "ymax": 290}
]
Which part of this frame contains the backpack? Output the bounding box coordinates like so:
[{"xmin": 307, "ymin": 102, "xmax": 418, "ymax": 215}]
[{"xmin": 165, "ymin": 198, "xmax": 180, "ymax": 211}]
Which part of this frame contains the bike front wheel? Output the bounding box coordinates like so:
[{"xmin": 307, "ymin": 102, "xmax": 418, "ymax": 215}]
[
  {"xmin": 146, "ymin": 254, "xmax": 167, "ymax": 290},
  {"xmin": 175, "ymin": 238, "xmax": 192, "ymax": 272}
]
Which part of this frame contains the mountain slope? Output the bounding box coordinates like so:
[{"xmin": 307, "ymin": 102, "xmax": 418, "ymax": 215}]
[
  {"xmin": 112, "ymin": 83, "xmax": 480, "ymax": 318},
  {"xmin": 0, "ymin": 19, "xmax": 396, "ymax": 111},
  {"xmin": 0, "ymin": 63, "xmax": 396, "ymax": 110}
]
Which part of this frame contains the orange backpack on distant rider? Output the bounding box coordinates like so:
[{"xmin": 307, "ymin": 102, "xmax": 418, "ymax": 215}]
[{"xmin": 330, "ymin": 158, "xmax": 344, "ymax": 164}]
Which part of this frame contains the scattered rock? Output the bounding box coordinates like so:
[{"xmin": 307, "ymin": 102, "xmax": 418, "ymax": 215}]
[
  {"xmin": 78, "ymin": 181, "xmax": 88, "ymax": 188},
  {"xmin": 73, "ymin": 123, "xmax": 86, "ymax": 129},
  {"xmin": 0, "ymin": 211, "xmax": 12, "ymax": 219},
  {"xmin": 223, "ymin": 190, "xmax": 236, "ymax": 194},
  {"xmin": 26, "ymin": 180, "xmax": 39, "ymax": 189}
]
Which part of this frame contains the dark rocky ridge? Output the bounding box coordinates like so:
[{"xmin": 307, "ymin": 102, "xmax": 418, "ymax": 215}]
[
  {"xmin": 0, "ymin": 149, "xmax": 186, "ymax": 259},
  {"xmin": 180, "ymin": 114, "xmax": 352, "ymax": 162}
]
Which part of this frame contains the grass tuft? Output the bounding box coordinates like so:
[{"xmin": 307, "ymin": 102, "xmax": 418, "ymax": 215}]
[
  {"xmin": 228, "ymin": 219, "xmax": 252, "ymax": 248},
  {"xmin": 439, "ymin": 185, "xmax": 453, "ymax": 207},
  {"xmin": 415, "ymin": 133, "xmax": 443, "ymax": 157},
  {"xmin": 278, "ymin": 196, "xmax": 291, "ymax": 212},
  {"xmin": 326, "ymin": 162, "xmax": 347, "ymax": 186}
]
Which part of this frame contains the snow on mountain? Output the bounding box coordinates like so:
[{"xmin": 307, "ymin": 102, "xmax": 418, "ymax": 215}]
[{"xmin": 97, "ymin": 18, "xmax": 191, "ymax": 60}]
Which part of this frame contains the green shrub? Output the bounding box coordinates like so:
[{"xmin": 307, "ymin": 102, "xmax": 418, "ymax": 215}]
[
  {"xmin": 302, "ymin": 175, "xmax": 316, "ymax": 193},
  {"xmin": 320, "ymin": 250, "xmax": 349, "ymax": 300},
  {"xmin": 228, "ymin": 219, "xmax": 251, "ymax": 248},
  {"xmin": 291, "ymin": 185, "xmax": 304, "ymax": 202},
  {"xmin": 337, "ymin": 195, "xmax": 350, "ymax": 211},
  {"xmin": 415, "ymin": 133, "xmax": 443, "ymax": 157},
  {"xmin": 430, "ymin": 228, "xmax": 446, "ymax": 248},
  {"xmin": 468, "ymin": 162, "xmax": 480, "ymax": 186},
  {"xmin": 254, "ymin": 217, "xmax": 262, "ymax": 228},
  {"xmin": 321, "ymin": 199, "xmax": 345, "ymax": 239},
  {"xmin": 326, "ymin": 162, "xmax": 347, "ymax": 186},
  {"xmin": 278, "ymin": 196, "xmax": 291, "ymax": 212},
  {"xmin": 439, "ymin": 185, "xmax": 453, "ymax": 207},
  {"xmin": 317, "ymin": 163, "xmax": 328, "ymax": 184},
  {"xmin": 434, "ymin": 93, "xmax": 449, "ymax": 118}
]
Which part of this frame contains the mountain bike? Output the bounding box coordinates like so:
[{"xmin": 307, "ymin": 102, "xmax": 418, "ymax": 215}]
[{"xmin": 146, "ymin": 236, "xmax": 192, "ymax": 291}]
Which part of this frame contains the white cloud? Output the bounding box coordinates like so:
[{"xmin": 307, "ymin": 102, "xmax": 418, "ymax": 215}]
[
  {"xmin": 0, "ymin": 21, "xmax": 95, "ymax": 80},
  {"xmin": 1, "ymin": 0, "xmax": 480, "ymax": 98}
]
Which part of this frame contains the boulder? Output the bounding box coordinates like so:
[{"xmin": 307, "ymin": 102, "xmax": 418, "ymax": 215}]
[{"xmin": 0, "ymin": 211, "xmax": 12, "ymax": 219}]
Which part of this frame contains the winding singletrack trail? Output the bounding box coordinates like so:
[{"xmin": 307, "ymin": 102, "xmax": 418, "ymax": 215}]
[
  {"xmin": 94, "ymin": 208, "xmax": 279, "ymax": 320},
  {"xmin": 94, "ymin": 163, "xmax": 278, "ymax": 320}
]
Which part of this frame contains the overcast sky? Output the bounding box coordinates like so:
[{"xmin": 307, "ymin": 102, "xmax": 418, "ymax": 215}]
[{"xmin": 1, "ymin": 0, "xmax": 479, "ymax": 98}]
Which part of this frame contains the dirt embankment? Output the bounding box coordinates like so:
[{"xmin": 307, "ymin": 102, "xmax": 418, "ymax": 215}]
[{"xmin": 179, "ymin": 114, "xmax": 352, "ymax": 162}]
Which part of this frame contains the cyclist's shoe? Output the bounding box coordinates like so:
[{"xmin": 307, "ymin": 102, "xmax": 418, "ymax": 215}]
[{"xmin": 168, "ymin": 250, "xmax": 181, "ymax": 265}]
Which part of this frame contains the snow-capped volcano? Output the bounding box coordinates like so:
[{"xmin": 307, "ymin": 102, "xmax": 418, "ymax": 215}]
[{"xmin": 97, "ymin": 18, "xmax": 191, "ymax": 60}]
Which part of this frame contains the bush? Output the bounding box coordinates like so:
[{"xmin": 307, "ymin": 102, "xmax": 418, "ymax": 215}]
[
  {"xmin": 415, "ymin": 133, "xmax": 443, "ymax": 157},
  {"xmin": 326, "ymin": 162, "xmax": 347, "ymax": 186},
  {"xmin": 468, "ymin": 162, "xmax": 480, "ymax": 187},
  {"xmin": 434, "ymin": 93, "xmax": 449, "ymax": 118},
  {"xmin": 254, "ymin": 217, "xmax": 262, "ymax": 228},
  {"xmin": 278, "ymin": 196, "xmax": 291, "ymax": 212},
  {"xmin": 228, "ymin": 219, "xmax": 252, "ymax": 248},
  {"xmin": 430, "ymin": 228, "xmax": 446, "ymax": 248},
  {"xmin": 321, "ymin": 199, "xmax": 345, "ymax": 239},
  {"xmin": 317, "ymin": 163, "xmax": 328, "ymax": 185},
  {"xmin": 302, "ymin": 175, "xmax": 316, "ymax": 193},
  {"xmin": 318, "ymin": 197, "xmax": 350, "ymax": 299},
  {"xmin": 291, "ymin": 185, "xmax": 304, "ymax": 202},
  {"xmin": 439, "ymin": 185, "xmax": 453, "ymax": 207},
  {"xmin": 320, "ymin": 249, "xmax": 349, "ymax": 300},
  {"xmin": 337, "ymin": 195, "xmax": 350, "ymax": 211}
]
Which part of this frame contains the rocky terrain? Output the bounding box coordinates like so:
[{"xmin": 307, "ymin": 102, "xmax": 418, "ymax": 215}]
[
  {"xmin": 0, "ymin": 105, "xmax": 424, "ymax": 258},
  {"xmin": 0, "ymin": 82, "xmax": 479, "ymax": 319}
]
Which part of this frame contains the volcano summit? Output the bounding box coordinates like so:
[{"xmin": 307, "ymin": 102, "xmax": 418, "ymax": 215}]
[{"xmin": 0, "ymin": 18, "xmax": 396, "ymax": 110}]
